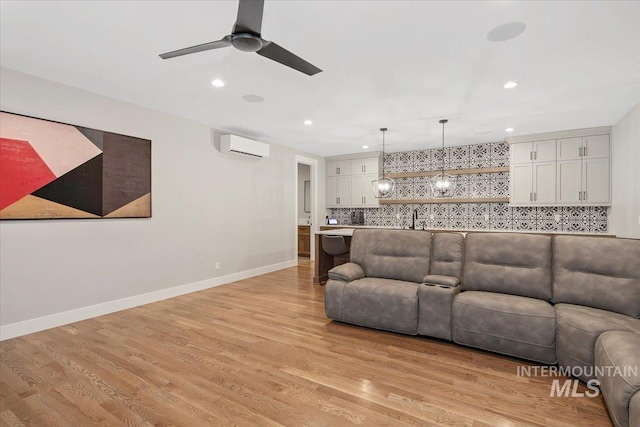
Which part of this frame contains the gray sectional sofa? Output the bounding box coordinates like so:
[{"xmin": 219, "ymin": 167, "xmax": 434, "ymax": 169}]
[{"xmin": 325, "ymin": 229, "xmax": 640, "ymax": 427}]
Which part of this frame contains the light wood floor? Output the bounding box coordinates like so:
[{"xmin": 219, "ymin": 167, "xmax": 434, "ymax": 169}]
[{"xmin": 1, "ymin": 262, "xmax": 612, "ymax": 426}]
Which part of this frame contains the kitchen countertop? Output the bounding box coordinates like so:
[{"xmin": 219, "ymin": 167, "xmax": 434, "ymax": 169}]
[
  {"xmin": 316, "ymin": 228, "xmax": 355, "ymax": 236},
  {"xmin": 316, "ymin": 225, "xmax": 615, "ymax": 237}
]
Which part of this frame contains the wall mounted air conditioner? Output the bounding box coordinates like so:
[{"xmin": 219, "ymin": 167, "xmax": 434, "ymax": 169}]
[{"xmin": 220, "ymin": 134, "xmax": 270, "ymax": 158}]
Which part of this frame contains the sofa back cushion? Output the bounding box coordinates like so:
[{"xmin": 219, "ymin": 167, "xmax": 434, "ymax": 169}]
[
  {"xmin": 430, "ymin": 232, "xmax": 464, "ymax": 278},
  {"xmin": 462, "ymin": 232, "xmax": 553, "ymax": 300},
  {"xmin": 553, "ymin": 236, "xmax": 640, "ymax": 318},
  {"xmin": 350, "ymin": 229, "xmax": 432, "ymax": 283}
]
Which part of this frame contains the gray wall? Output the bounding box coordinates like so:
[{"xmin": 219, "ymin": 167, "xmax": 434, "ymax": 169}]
[{"xmin": 0, "ymin": 68, "xmax": 325, "ymax": 329}]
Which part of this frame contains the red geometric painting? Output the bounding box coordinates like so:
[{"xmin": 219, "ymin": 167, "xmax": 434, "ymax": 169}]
[{"xmin": 0, "ymin": 111, "xmax": 151, "ymax": 219}]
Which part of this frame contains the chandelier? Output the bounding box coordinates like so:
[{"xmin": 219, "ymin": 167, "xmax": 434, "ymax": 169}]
[
  {"xmin": 372, "ymin": 127, "xmax": 395, "ymax": 198},
  {"xmin": 430, "ymin": 119, "xmax": 457, "ymax": 198}
]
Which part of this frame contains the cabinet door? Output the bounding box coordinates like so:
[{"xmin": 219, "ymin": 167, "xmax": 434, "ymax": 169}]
[
  {"xmin": 336, "ymin": 176, "xmax": 351, "ymax": 205},
  {"xmin": 510, "ymin": 163, "xmax": 533, "ymax": 204},
  {"xmin": 511, "ymin": 143, "xmax": 532, "ymax": 164},
  {"xmin": 326, "ymin": 176, "xmax": 338, "ymax": 207},
  {"xmin": 556, "ymin": 160, "xmax": 582, "ymax": 204},
  {"xmin": 351, "ymin": 174, "xmax": 378, "ymax": 206},
  {"xmin": 557, "ymin": 137, "xmax": 582, "ymax": 161},
  {"xmin": 326, "ymin": 161, "xmax": 339, "ymax": 177},
  {"xmin": 303, "ymin": 234, "xmax": 311, "ymax": 254},
  {"xmin": 583, "ymin": 157, "xmax": 610, "ymax": 204},
  {"xmin": 533, "ymin": 162, "xmax": 556, "ymax": 204},
  {"xmin": 337, "ymin": 160, "xmax": 351, "ymax": 176},
  {"xmin": 583, "ymin": 135, "xmax": 609, "ymax": 159},
  {"xmin": 533, "ymin": 140, "xmax": 556, "ymax": 162},
  {"xmin": 351, "ymin": 175, "xmax": 364, "ymax": 206},
  {"xmin": 326, "ymin": 160, "xmax": 351, "ymax": 176},
  {"xmin": 352, "ymin": 157, "xmax": 379, "ymax": 175},
  {"xmin": 362, "ymin": 174, "xmax": 379, "ymax": 206}
]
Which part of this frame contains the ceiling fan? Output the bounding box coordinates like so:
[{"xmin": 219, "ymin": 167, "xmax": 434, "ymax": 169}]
[{"xmin": 159, "ymin": 0, "xmax": 322, "ymax": 76}]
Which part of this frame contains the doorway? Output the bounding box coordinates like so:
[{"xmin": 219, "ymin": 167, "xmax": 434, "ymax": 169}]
[{"xmin": 295, "ymin": 155, "xmax": 318, "ymax": 264}]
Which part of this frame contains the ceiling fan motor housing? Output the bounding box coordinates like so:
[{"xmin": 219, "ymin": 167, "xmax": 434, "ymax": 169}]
[{"xmin": 232, "ymin": 33, "xmax": 263, "ymax": 52}]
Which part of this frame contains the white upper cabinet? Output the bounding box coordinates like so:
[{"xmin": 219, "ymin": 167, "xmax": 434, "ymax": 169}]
[
  {"xmin": 509, "ymin": 128, "xmax": 610, "ymax": 207},
  {"xmin": 325, "ymin": 155, "xmax": 381, "ymax": 208},
  {"xmin": 510, "ymin": 163, "xmax": 534, "ymax": 204},
  {"xmin": 351, "ymin": 158, "xmax": 380, "ymax": 176},
  {"xmin": 509, "ymin": 140, "xmax": 556, "ymax": 205},
  {"xmin": 326, "ymin": 160, "xmax": 352, "ymax": 177},
  {"xmin": 556, "ymin": 134, "xmax": 610, "ymax": 205},
  {"xmin": 556, "ymin": 160, "xmax": 582, "ymax": 204},
  {"xmin": 533, "ymin": 140, "xmax": 556, "ymax": 162},
  {"xmin": 351, "ymin": 174, "xmax": 379, "ymax": 207},
  {"xmin": 583, "ymin": 135, "xmax": 610, "ymax": 159},
  {"xmin": 512, "ymin": 140, "xmax": 555, "ymax": 163},
  {"xmin": 557, "ymin": 137, "xmax": 583, "ymax": 161},
  {"xmin": 326, "ymin": 176, "xmax": 352, "ymax": 207}
]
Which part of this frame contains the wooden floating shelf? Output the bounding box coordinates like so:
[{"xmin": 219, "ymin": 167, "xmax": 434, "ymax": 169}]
[
  {"xmin": 380, "ymin": 197, "xmax": 510, "ymax": 205},
  {"xmin": 388, "ymin": 167, "xmax": 509, "ymax": 179}
]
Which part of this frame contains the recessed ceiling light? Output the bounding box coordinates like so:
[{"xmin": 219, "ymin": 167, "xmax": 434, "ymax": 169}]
[
  {"xmin": 362, "ymin": 145, "xmax": 369, "ymax": 149},
  {"xmin": 504, "ymin": 81, "xmax": 518, "ymax": 89},
  {"xmin": 487, "ymin": 22, "xmax": 527, "ymax": 42},
  {"xmin": 304, "ymin": 120, "xmax": 313, "ymax": 125},
  {"xmin": 211, "ymin": 79, "xmax": 225, "ymax": 88},
  {"xmin": 505, "ymin": 127, "xmax": 515, "ymax": 132}
]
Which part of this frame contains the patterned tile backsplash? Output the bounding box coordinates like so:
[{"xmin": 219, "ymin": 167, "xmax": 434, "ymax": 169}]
[
  {"xmin": 328, "ymin": 141, "xmax": 609, "ymax": 233},
  {"xmin": 329, "ymin": 204, "xmax": 608, "ymax": 233}
]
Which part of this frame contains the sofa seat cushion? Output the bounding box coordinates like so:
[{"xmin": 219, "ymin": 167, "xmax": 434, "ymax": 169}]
[
  {"xmin": 452, "ymin": 291, "xmax": 556, "ymax": 363},
  {"xmin": 556, "ymin": 304, "xmax": 640, "ymax": 381},
  {"xmin": 595, "ymin": 331, "xmax": 640, "ymax": 427},
  {"xmin": 334, "ymin": 277, "xmax": 420, "ymax": 335}
]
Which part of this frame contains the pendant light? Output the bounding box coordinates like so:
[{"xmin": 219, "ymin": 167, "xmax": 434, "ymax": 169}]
[
  {"xmin": 430, "ymin": 119, "xmax": 457, "ymax": 198},
  {"xmin": 372, "ymin": 127, "xmax": 395, "ymax": 198}
]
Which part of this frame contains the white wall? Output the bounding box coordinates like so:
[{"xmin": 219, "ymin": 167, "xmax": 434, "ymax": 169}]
[
  {"xmin": 610, "ymin": 103, "xmax": 640, "ymax": 238},
  {"xmin": 0, "ymin": 68, "xmax": 325, "ymax": 337}
]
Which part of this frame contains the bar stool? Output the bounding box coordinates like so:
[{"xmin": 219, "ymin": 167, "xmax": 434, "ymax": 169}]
[{"xmin": 320, "ymin": 235, "xmax": 350, "ymax": 283}]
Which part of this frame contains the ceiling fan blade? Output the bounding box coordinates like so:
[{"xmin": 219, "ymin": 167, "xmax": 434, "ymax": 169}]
[
  {"xmin": 257, "ymin": 41, "xmax": 322, "ymax": 76},
  {"xmin": 233, "ymin": 0, "xmax": 264, "ymax": 35},
  {"xmin": 159, "ymin": 36, "xmax": 231, "ymax": 59}
]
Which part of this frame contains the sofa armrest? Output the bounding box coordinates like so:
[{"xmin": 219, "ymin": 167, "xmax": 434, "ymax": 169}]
[
  {"xmin": 422, "ymin": 274, "xmax": 460, "ymax": 288},
  {"xmin": 328, "ymin": 263, "xmax": 365, "ymax": 282}
]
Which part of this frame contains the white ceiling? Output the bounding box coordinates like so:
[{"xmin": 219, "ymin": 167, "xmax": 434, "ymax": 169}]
[{"xmin": 1, "ymin": 1, "xmax": 639, "ymax": 157}]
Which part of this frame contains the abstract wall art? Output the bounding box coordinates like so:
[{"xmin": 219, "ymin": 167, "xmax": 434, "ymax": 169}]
[{"xmin": 0, "ymin": 111, "xmax": 151, "ymax": 219}]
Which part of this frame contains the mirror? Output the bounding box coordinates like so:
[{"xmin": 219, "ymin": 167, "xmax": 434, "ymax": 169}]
[{"xmin": 304, "ymin": 180, "xmax": 311, "ymax": 213}]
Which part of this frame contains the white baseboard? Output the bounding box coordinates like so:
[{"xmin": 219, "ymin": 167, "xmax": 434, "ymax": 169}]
[{"xmin": 0, "ymin": 259, "xmax": 298, "ymax": 341}]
